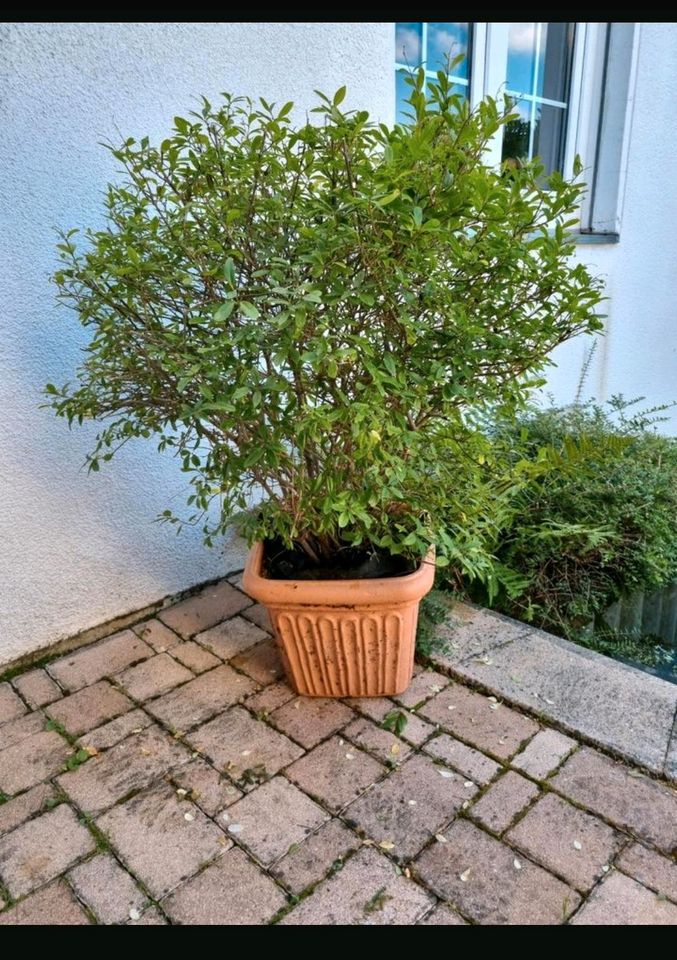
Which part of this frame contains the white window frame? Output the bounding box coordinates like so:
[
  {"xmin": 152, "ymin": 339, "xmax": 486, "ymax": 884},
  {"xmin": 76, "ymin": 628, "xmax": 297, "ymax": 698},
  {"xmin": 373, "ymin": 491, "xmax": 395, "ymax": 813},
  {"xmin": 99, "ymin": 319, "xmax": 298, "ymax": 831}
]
[{"xmin": 395, "ymin": 21, "xmax": 640, "ymax": 238}]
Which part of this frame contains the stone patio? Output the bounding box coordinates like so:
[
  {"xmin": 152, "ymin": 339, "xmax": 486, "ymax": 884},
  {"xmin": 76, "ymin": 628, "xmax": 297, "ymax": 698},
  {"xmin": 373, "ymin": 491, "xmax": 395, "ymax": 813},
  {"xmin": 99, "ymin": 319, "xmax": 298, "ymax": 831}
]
[{"xmin": 0, "ymin": 576, "xmax": 676, "ymax": 925}]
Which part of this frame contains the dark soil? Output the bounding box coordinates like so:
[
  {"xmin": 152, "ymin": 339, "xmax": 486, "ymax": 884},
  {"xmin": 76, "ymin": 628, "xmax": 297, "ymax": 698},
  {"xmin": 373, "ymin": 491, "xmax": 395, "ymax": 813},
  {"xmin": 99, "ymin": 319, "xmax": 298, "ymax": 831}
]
[{"xmin": 263, "ymin": 538, "xmax": 417, "ymax": 581}]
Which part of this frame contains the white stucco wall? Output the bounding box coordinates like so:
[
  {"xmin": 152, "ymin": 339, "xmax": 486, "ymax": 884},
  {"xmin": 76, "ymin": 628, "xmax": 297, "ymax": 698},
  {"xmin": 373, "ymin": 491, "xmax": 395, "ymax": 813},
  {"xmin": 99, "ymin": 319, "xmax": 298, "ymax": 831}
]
[
  {"xmin": 0, "ymin": 22, "xmax": 394, "ymax": 666},
  {"xmin": 546, "ymin": 23, "xmax": 677, "ymax": 430}
]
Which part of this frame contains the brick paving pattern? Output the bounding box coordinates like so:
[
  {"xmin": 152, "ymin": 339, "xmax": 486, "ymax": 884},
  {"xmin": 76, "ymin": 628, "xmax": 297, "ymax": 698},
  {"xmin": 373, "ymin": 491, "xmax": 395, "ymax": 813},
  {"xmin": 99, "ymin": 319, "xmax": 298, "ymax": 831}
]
[{"xmin": 0, "ymin": 574, "xmax": 675, "ymax": 925}]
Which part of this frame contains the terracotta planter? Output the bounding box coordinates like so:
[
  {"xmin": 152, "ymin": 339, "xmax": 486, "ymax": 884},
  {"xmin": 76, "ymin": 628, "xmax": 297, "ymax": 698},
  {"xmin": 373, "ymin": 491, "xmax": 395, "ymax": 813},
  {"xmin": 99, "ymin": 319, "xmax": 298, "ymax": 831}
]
[{"xmin": 242, "ymin": 542, "xmax": 435, "ymax": 698}]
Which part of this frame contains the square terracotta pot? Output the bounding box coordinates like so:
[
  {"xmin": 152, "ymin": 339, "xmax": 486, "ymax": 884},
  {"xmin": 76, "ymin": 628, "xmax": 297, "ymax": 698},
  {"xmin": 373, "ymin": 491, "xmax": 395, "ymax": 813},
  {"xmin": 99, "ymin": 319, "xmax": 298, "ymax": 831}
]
[{"xmin": 242, "ymin": 543, "xmax": 435, "ymax": 697}]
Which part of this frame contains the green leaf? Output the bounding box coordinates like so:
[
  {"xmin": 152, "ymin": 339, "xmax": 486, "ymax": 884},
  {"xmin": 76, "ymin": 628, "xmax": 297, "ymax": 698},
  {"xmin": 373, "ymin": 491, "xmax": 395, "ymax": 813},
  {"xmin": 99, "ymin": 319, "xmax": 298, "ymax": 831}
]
[
  {"xmin": 333, "ymin": 86, "xmax": 347, "ymax": 106},
  {"xmin": 375, "ymin": 189, "xmax": 400, "ymax": 207},
  {"xmin": 214, "ymin": 301, "xmax": 235, "ymax": 321},
  {"xmin": 412, "ymin": 206, "xmax": 423, "ymax": 228},
  {"xmin": 239, "ymin": 301, "xmax": 260, "ymax": 319},
  {"xmin": 223, "ymin": 257, "xmax": 236, "ymax": 287},
  {"xmin": 384, "ymin": 354, "xmax": 397, "ymax": 377}
]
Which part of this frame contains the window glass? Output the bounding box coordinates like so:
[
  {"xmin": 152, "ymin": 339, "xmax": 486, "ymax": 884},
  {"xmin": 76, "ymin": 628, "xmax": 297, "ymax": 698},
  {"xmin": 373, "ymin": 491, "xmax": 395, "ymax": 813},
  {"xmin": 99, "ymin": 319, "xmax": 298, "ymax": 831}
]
[{"xmin": 395, "ymin": 21, "xmax": 472, "ymax": 122}]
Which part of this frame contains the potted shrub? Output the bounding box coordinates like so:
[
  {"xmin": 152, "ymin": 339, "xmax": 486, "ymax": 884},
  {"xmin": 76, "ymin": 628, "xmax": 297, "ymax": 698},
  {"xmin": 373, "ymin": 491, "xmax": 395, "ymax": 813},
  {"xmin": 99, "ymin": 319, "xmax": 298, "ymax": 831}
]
[{"xmin": 47, "ymin": 71, "xmax": 603, "ymax": 697}]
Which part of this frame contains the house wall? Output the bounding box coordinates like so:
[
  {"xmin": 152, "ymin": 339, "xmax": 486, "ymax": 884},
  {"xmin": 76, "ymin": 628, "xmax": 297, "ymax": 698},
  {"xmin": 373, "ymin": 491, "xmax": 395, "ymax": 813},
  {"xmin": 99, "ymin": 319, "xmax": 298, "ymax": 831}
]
[
  {"xmin": 0, "ymin": 22, "xmax": 394, "ymax": 666},
  {"xmin": 2, "ymin": 21, "xmax": 674, "ymax": 667},
  {"xmin": 542, "ymin": 23, "xmax": 677, "ymax": 428}
]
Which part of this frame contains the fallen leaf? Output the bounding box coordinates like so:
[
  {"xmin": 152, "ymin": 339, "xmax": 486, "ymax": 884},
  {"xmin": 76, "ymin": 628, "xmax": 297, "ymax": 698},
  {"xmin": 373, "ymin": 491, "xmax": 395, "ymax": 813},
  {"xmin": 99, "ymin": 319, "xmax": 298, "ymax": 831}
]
[
  {"xmin": 464, "ymin": 780, "xmax": 474, "ymax": 789},
  {"xmin": 83, "ymin": 745, "xmax": 98, "ymax": 757},
  {"xmin": 447, "ymin": 705, "xmax": 457, "ymax": 711},
  {"xmin": 176, "ymin": 788, "xmax": 188, "ymax": 797},
  {"xmin": 573, "ymin": 840, "xmax": 582, "ymax": 851},
  {"xmin": 404, "ymin": 868, "xmax": 411, "ymax": 878},
  {"xmin": 513, "ymin": 858, "xmax": 522, "ymax": 870},
  {"xmin": 338, "ymin": 739, "xmax": 344, "ymax": 746},
  {"xmin": 222, "ymin": 811, "xmax": 230, "ymax": 821},
  {"xmin": 241, "ymin": 749, "xmax": 251, "ymax": 756},
  {"xmin": 488, "ymin": 696, "xmax": 498, "ymax": 703},
  {"xmin": 430, "ymin": 684, "xmax": 443, "ymax": 693},
  {"xmin": 628, "ymin": 770, "xmax": 644, "ymax": 779},
  {"xmin": 602, "ymin": 864, "xmax": 610, "ymax": 873},
  {"xmin": 379, "ymin": 840, "xmax": 395, "ymax": 850},
  {"xmin": 228, "ymin": 823, "xmax": 243, "ymax": 834},
  {"xmin": 345, "ymin": 752, "xmax": 355, "ymax": 760},
  {"xmin": 438, "ymin": 770, "xmax": 454, "ymax": 779},
  {"xmin": 459, "ymin": 868, "xmax": 471, "ymax": 883},
  {"xmin": 128, "ymin": 908, "xmax": 141, "ymax": 921},
  {"xmin": 294, "ymin": 701, "xmax": 301, "ymax": 709},
  {"xmin": 217, "ymin": 834, "xmax": 228, "ymax": 846},
  {"xmin": 435, "ymin": 834, "xmax": 448, "ymax": 844},
  {"xmin": 184, "ymin": 812, "xmax": 195, "ymax": 822},
  {"xmin": 462, "ymin": 800, "xmax": 470, "ymax": 810},
  {"xmin": 544, "ymin": 697, "xmax": 555, "ymax": 705},
  {"xmin": 408, "ymin": 800, "xmax": 417, "ymax": 806},
  {"xmin": 131, "ymin": 728, "xmax": 143, "ymax": 734},
  {"xmin": 489, "ymin": 703, "xmax": 499, "ymax": 711},
  {"xmin": 390, "ymin": 744, "xmax": 400, "ymax": 755}
]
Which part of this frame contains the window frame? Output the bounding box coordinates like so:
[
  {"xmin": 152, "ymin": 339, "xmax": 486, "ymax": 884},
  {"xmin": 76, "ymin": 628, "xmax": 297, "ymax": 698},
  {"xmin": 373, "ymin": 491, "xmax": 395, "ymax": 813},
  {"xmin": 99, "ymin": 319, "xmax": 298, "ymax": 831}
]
[{"xmin": 394, "ymin": 21, "xmax": 639, "ymax": 238}]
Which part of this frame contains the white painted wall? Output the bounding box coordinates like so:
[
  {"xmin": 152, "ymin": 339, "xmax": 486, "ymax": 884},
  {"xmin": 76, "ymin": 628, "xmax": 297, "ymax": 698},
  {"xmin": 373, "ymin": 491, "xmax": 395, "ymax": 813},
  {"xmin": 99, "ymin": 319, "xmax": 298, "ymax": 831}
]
[
  {"xmin": 0, "ymin": 22, "xmax": 394, "ymax": 666},
  {"xmin": 546, "ymin": 23, "xmax": 677, "ymax": 430}
]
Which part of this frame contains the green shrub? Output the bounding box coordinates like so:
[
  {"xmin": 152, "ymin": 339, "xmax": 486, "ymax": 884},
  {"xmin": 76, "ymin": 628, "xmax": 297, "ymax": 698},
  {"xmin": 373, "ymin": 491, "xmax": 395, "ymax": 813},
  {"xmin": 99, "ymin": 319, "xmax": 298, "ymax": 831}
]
[
  {"xmin": 47, "ymin": 72, "xmax": 603, "ymax": 565},
  {"xmin": 460, "ymin": 397, "xmax": 677, "ymax": 648}
]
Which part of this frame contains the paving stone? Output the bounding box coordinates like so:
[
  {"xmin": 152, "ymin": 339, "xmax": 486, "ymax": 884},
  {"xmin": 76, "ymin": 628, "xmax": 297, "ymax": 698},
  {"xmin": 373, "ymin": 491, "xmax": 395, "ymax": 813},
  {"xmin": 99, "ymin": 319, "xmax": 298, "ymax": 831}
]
[
  {"xmin": 269, "ymin": 697, "xmax": 354, "ymax": 749},
  {"xmin": 415, "ymin": 819, "xmax": 580, "ymax": 924},
  {"xmin": 227, "ymin": 570, "xmax": 245, "ymax": 589},
  {"xmin": 430, "ymin": 601, "xmax": 529, "ymax": 665},
  {"xmin": 285, "ymin": 736, "xmax": 385, "ymax": 814},
  {"xmin": 225, "ymin": 776, "xmax": 329, "ymax": 864},
  {"xmin": 393, "ymin": 669, "xmax": 449, "ymax": 708},
  {"xmin": 196, "ymin": 616, "xmax": 269, "ymax": 661},
  {"xmin": 115, "ymin": 653, "xmax": 193, "ymax": 702},
  {"xmin": 48, "ymin": 630, "xmax": 153, "ymax": 692},
  {"xmin": 231, "ymin": 639, "xmax": 284, "ymax": 685},
  {"xmin": 468, "ymin": 770, "xmax": 540, "ymax": 835},
  {"xmin": 46, "ymin": 680, "xmax": 132, "ymax": 736},
  {"xmin": 399, "ymin": 712, "xmax": 437, "ymax": 746},
  {"xmin": 133, "ymin": 618, "xmax": 182, "ymax": 652},
  {"xmin": 12, "ymin": 670, "xmax": 62, "ymax": 709},
  {"xmin": 424, "ymin": 733, "xmax": 501, "ymax": 786},
  {"xmin": 163, "ymin": 846, "xmax": 285, "ymax": 925},
  {"xmin": 188, "ymin": 706, "xmax": 303, "ymax": 786},
  {"xmin": 0, "ymin": 683, "xmax": 26, "ymax": 723},
  {"xmin": 617, "ymin": 842, "xmax": 677, "ymax": 903},
  {"xmin": 343, "ymin": 717, "xmax": 412, "ymax": 764},
  {"xmin": 419, "ymin": 682, "xmax": 539, "ymax": 760},
  {"xmin": 97, "ymin": 782, "xmax": 227, "ymax": 898},
  {"xmin": 0, "ymin": 879, "xmax": 91, "ymax": 925},
  {"xmin": 665, "ymin": 733, "xmax": 677, "ymax": 782},
  {"xmin": 507, "ymin": 793, "xmax": 621, "ymax": 892},
  {"xmin": 242, "ymin": 602, "xmax": 272, "ymax": 632},
  {"xmin": 280, "ymin": 847, "xmax": 434, "ymax": 925},
  {"xmin": 76, "ymin": 708, "xmax": 153, "ymax": 752},
  {"xmin": 146, "ymin": 665, "xmax": 257, "ymax": 732},
  {"xmin": 345, "ymin": 753, "xmax": 475, "ymax": 861},
  {"xmin": 550, "ymin": 748, "xmax": 677, "ymax": 854},
  {"xmin": 69, "ymin": 853, "xmax": 147, "ymax": 924},
  {"xmin": 344, "ymin": 696, "xmax": 394, "ymax": 722},
  {"xmin": 511, "ymin": 728, "xmax": 577, "ymax": 780},
  {"xmin": 171, "ymin": 758, "xmax": 243, "ymax": 817},
  {"xmin": 272, "ymin": 819, "xmax": 360, "ymax": 894},
  {"xmin": 0, "ymin": 783, "xmax": 56, "ymax": 837},
  {"xmin": 0, "ymin": 711, "xmax": 45, "ymax": 750},
  {"xmin": 127, "ymin": 906, "xmax": 168, "ymax": 924},
  {"xmin": 58, "ymin": 725, "xmax": 191, "ymax": 814},
  {"xmin": 246, "ymin": 681, "xmax": 295, "ymax": 715},
  {"xmin": 0, "ymin": 730, "xmax": 72, "ymax": 795},
  {"xmin": 418, "ymin": 904, "xmax": 468, "ymax": 925},
  {"xmin": 0, "ymin": 804, "xmax": 95, "ymax": 897},
  {"xmin": 571, "ymin": 871, "xmax": 677, "ymax": 925},
  {"xmin": 158, "ymin": 580, "xmax": 251, "ymax": 638},
  {"xmin": 171, "ymin": 641, "xmax": 220, "ymax": 674},
  {"xmin": 434, "ymin": 626, "xmax": 677, "ymax": 775}
]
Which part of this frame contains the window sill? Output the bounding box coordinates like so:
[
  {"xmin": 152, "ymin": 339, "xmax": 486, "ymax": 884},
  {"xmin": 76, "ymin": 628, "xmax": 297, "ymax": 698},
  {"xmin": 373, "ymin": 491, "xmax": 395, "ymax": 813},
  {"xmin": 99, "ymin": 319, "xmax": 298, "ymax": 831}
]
[{"xmin": 573, "ymin": 231, "xmax": 620, "ymax": 245}]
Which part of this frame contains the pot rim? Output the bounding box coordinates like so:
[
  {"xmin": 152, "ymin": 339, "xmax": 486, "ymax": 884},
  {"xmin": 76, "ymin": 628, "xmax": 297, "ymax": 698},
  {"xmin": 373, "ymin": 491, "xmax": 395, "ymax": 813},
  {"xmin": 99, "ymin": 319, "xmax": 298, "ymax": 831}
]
[{"xmin": 241, "ymin": 541, "xmax": 436, "ymax": 607}]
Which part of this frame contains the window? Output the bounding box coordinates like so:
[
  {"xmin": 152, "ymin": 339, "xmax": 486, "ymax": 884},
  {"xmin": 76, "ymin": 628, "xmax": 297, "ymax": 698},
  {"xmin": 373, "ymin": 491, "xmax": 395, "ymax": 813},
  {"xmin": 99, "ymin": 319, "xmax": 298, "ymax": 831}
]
[
  {"xmin": 395, "ymin": 22, "xmax": 472, "ymax": 123},
  {"xmin": 394, "ymin": 22, "xmax": 639, "ymax": 236}
]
